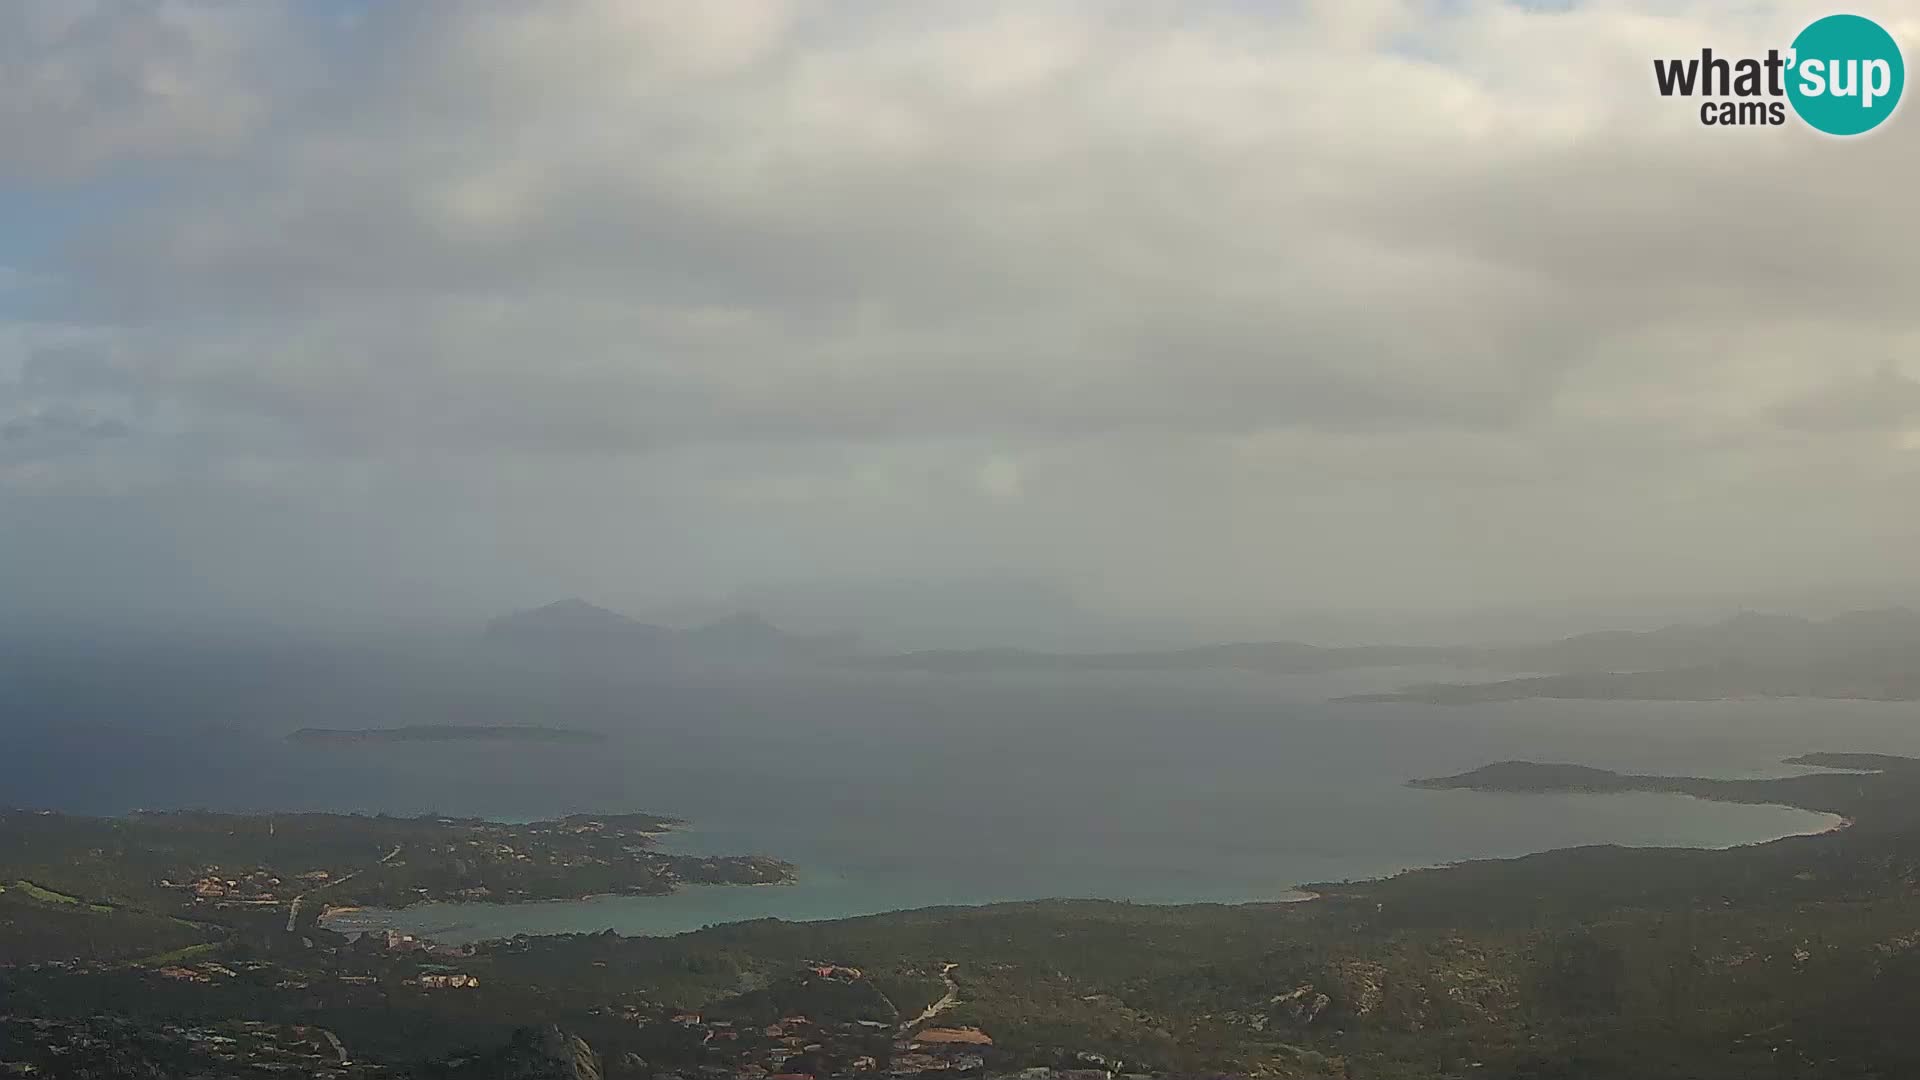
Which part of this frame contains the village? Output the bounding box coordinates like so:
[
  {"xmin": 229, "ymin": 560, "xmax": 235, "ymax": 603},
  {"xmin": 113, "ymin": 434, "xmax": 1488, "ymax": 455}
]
[
  {"xmin": 2, "ymin": 808, "xmax": 1214, "ymax": 1078},
  {"xmin": 139, "ymin": 809, "xmax": 797, "ymax": 923},
  {"xmin": 18, "ymin": 944, "xmax": 1176, "ymax": 1080},
  {"xmin": 163, "ymin": 866, "xmax": 338, "ymax": 909},
  {"xmin": 569, "ymin": 962, "xmax": 1161, "ymax": 1080},
  {"xmin": 0, "ymin": 1002, "xmax": 1166, "ymax": 1080}
]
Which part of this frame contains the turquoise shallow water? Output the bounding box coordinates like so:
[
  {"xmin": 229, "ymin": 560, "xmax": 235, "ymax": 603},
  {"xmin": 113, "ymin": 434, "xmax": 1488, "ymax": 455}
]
[
  {"xmin": 300, "ymin": 667, "xmax": 1886, "ymax": 943},
  {"xmin": 319, "ymin": 789, "xmax": 1837, "ymax": 943}
]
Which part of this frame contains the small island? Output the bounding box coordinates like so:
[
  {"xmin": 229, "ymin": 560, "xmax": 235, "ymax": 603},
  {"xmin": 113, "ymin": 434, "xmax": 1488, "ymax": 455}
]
[
  {"xmin": 288, "ymin": 724, "xmax": 607, "ymax": 745},
  {"xmin": 1407, "ymin": 752, "xmax": 1919, "ymax": 827}
]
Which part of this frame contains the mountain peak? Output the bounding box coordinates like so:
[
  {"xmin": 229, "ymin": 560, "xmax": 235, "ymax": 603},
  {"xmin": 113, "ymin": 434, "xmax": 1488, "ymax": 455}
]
[
  {"xmin": 483, "ymin": 602, "xmax": 854, "ymax": 661},
  {"xmin": 486, "ymin": 598, "xmax": 657, "ymax": 637}
]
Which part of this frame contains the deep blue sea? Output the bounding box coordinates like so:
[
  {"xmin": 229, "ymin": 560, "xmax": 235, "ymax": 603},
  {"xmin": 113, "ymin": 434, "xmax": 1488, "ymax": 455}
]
[{"xmin": 4, "ymin": 637, "xmax": 1905, "ymax": 941}]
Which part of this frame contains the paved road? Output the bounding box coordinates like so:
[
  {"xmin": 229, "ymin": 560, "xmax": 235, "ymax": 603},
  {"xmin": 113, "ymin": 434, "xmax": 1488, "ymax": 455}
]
[
  {"xmin": 314, "ymin": 1027, "xmax": 349, "ymax": 1065},
  {"xmin": 899, "ymin": 963, "xmax": 960, "ymax": 1034}
]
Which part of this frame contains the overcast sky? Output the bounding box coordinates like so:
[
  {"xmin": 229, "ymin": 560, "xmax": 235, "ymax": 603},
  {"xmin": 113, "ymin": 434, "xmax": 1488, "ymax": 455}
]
[{"xmin": 2, "ymin": 0, "xmax": 1917, "ymax": 635}]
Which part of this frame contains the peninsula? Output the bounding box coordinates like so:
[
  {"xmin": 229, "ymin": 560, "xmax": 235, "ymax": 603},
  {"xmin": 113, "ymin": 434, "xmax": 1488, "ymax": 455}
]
[{"xmin": 0, "ymin": 807, "xmax": 794, "ymax": 967}]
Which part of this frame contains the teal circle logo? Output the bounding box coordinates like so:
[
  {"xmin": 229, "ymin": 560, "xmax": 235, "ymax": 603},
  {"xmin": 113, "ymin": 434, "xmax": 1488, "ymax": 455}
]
[{"xmin": 1787, "ymin": 14, "xmax": 1905, "ymax": 135}]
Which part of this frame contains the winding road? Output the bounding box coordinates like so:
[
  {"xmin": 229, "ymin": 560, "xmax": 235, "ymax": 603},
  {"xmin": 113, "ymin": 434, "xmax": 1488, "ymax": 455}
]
[
  {"xmin": 314, "ymin": 1028, "xmax": 349, "ymax": 1066},
  {"xmin": 898, "ymin": 963, "xmax": 960, "ymax": 1034}
]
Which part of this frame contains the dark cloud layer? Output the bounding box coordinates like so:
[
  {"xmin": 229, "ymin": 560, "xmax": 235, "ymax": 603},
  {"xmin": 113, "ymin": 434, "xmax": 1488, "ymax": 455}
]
[{"xmin": 2, "ymin": 0, "xmax": 1918, "ymax": 628}]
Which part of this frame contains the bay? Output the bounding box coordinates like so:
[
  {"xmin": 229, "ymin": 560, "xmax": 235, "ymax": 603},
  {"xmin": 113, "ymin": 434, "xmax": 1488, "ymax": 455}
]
[{"xmin": 1, "ymin": 648, "xmax": 1894, "ymax": 942}]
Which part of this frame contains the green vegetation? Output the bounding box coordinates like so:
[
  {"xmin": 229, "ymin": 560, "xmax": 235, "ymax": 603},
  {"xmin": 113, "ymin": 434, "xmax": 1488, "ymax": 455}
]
[
  {"xmin": 135, "ymin": 941, "xmax": 221, "ymax": 967},
  {"xmin": 13, "ymin": 754, "xmax": 1920, "ymax": 1076},
  {"xmin": 0, "ymin": 886, "xmax": 215, "ymax": 966},
  {"xmin": 10, "ymin": 879, "xmax": 83, "ymax": 904}
]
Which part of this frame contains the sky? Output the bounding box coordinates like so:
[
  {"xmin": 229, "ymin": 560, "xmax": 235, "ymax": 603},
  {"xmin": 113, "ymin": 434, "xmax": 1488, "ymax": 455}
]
[{"xmin": 2, "ymin": 0, "xmax": 1918, "ymax": 638}]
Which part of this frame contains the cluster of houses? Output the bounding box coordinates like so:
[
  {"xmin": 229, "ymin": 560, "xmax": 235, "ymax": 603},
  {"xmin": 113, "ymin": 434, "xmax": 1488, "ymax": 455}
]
[
  {"xmin": 638, "ymin": 1008, "xmax": 1148, "ymax": 1080},
  {"xmin": 157, "ymin": 960, "xmax": 244, "ymax": 983},
  {"xmin": 161, "ymin": 867, "xmax": 297, "ymax": 907},
  {"xmin": 641, "ymin": 1003, "xmax": 1170, "ymax": 1080},
  {"xmin": 630, "ymin": 1008, "xmax": 897, "ymax": 1079},
  {"xmin": 890, "ymin": 1027, "xmax": 995, "ymax": 1075},
  {"xmin": 602, "ymin": 964, "xmax": 1156, "ymax": 1080},
  {"xmin": 158, "ymin": 866, "xmax": 345, "ymax": 911},
  {"xmin": 373, "ymin": 928, "xmax": 474, "ymax": 960}
]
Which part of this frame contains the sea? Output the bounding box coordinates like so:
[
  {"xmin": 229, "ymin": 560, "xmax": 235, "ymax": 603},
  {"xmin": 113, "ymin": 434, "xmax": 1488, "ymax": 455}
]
[{"xmin": 3, "ymin": 636, "xmax": 1907, "ymax": 942}]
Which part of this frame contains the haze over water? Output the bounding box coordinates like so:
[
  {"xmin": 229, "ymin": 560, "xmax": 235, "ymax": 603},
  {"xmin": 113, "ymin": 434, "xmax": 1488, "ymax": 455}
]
[{"xmin": 5, "ymin": 641, "xmax": 1894, "ymax": 941}]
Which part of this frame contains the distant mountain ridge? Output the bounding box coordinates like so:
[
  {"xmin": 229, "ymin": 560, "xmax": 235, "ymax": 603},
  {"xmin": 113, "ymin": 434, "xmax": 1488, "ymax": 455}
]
[
  {"xmin": 1504, "ymin": 608, "xmax": 1920, "ymax": 674},
  {"xmin": 859, "ymin": 608, "xmax": 1920, "ymax": 702},
  {"xmin": 485, "ymin": 599, "xmax": 855, "ymax": 663},
  {"xmin": 485, "ymin": 600, "xmax": 1920, "ymax": 700},
  {"xmin": 1348, "ymin": 608, "xmax": 1920, "ymax": 704},
  {"xmin": 854, "ymin": 640, "xmax": 1480, "ymax": 674},
  {"xmin": 485, "ymin": 598, "xmax": 672, "ymax": 641}
]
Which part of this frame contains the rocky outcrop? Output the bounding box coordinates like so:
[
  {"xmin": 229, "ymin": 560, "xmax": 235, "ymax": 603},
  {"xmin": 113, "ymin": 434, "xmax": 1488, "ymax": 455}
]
[{"xmin": 450, "ymin": 1026, "xmax": 602, "ymax": 1080}]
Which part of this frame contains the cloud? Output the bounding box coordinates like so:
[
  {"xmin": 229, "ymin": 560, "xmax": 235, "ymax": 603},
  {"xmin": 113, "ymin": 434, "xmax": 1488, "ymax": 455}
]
[
  {"xmin": 3, "ymin": 0, "xmax": 1919, "ymax": 621},
  {"xmin": 0, "ymin": 1, "xmax": 279, "ymax": 180},
  {"xmin": 977, "ymin": 456, "xmax": 1024, "ymax": 501},
  {"xmin": 0, "ymin": 406, "xmax": 130, "ymax": 462},
  {"xmin": 1776, "ymin": 367, "xmax": 1920, "ymax": 432}
]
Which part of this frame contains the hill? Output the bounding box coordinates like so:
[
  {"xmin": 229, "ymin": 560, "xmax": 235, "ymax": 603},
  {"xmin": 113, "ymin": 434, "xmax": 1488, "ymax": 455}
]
[
  {"xmin": 1344, "ymin": 609, "xmax": 1920, "ymax": 703},
  {"xmin": 861, "ymin": 608, "xmax": 1920, "ymax": 703},
  {"xmin": 485, "ymin": 599, "xmax": 676, "ymax": 643},
  {"xmin": 855, "ymin": 640, "xmax": 1479, "ymax": 674},
  {"xmin": 486, "ymin": 600, "xmax": 854, "ymax": 664}
]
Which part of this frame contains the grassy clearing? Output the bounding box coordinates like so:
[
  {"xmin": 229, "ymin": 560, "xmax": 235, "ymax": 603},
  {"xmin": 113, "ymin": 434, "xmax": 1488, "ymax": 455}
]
[
  {"xmin": 10, "ymin": 880, "xmax": 84, "ymax": 904},
  {"xmin": 136, "ymin": 941, "xmax": 220, "ymax": 967}
]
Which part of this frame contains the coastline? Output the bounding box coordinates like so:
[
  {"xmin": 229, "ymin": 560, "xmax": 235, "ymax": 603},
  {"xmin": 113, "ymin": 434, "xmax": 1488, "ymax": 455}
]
[
  {"xmin": 1639, "ymin": 797, "xmax": 1848, "ymax": 849},
  {"xmin": 261, "ymin": 754, "xmax": 1879, "ymax": 947},
  {"xmin": 315, "ymin": 866, "xmax": 802, "ymax": 930},
  {"xmin": 315, "ymin": 797, "xmax": 1829, "ymax": 946},
  {"xmin": 1802, "ymin": 813, "xmax": 1855, "ymax": 838}
]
